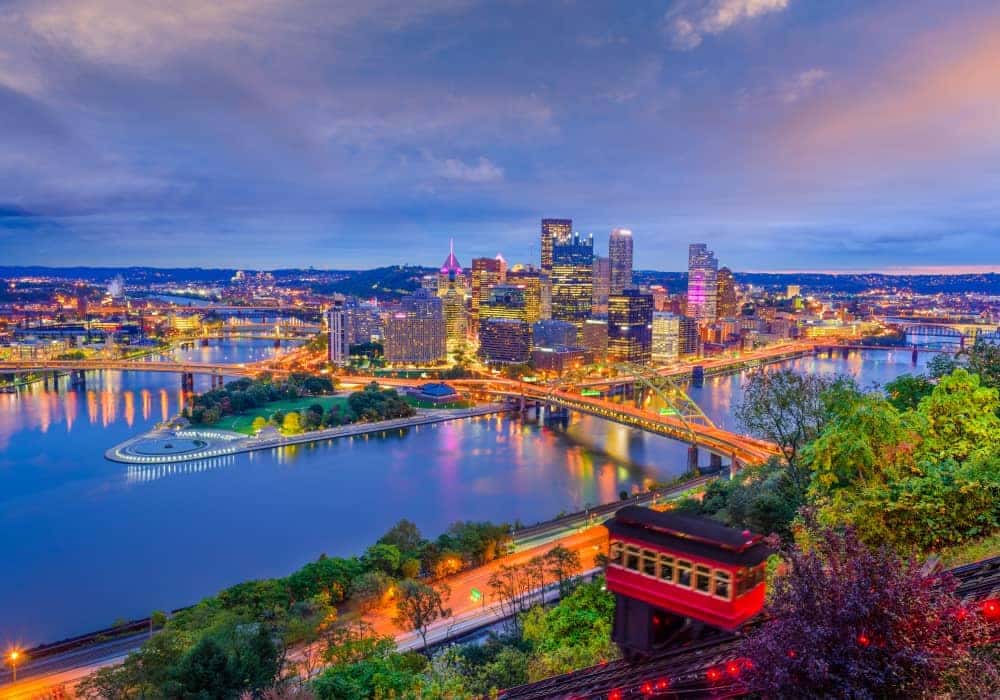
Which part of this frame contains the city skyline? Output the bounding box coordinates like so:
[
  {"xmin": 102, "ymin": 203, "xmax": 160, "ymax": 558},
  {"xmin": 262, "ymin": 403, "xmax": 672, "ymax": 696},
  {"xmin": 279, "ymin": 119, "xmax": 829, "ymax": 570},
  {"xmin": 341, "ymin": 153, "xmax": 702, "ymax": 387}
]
[{"xmin": 3, "ymin": 1, "xmax": 1000, "ymax": 271}]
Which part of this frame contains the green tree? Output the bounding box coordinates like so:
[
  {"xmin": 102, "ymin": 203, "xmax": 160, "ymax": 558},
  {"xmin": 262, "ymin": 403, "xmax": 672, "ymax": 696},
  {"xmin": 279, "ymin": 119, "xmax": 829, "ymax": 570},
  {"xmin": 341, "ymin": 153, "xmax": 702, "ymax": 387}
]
[
  {"xmin": 251, "ymin": 416, "xmax": 268, "ymax": 433},
  {"xmin": 736, "ymin": 369, "xmax": 852, "ymax": 489},
  {"xmin": 392, "ymin": 580, "xmax": 452, "ymax": 652},
  {"xmin": 917, "ymin": 368, "xmax": 1000, "ymax": 464},
  {"xmin": 173, "ymin": 636, "xmax": 236, "ymax": 698},
  {"xmin": 378, "ymin": 519, "xmax": 425, "ymax": 558},
  {"xmin": 521, "ymin": 579, "xmax": 618, "ymax": 681},
  {"xmin": 883, "ymin": 373, "xmax": 935, "ymax": 411},
  {"xmin": 361, "ymin": 543, "xmax": 402, "ymax": 576},
  {"xmin": 353, "ymin": 571, "xmax": 394, "ymax": 614}
]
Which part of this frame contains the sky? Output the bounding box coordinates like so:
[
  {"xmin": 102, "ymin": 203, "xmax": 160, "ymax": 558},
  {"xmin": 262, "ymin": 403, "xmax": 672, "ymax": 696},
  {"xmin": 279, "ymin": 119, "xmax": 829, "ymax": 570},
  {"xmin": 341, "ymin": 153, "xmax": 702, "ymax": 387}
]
[{"xmin": 2, "ymin": 0, "xmax": 1000, "ymax": 272}]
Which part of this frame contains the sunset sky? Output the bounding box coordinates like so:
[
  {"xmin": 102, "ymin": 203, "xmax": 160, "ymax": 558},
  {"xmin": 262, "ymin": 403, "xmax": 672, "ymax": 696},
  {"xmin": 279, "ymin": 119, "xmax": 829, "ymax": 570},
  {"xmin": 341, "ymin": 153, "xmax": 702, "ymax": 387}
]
[{"xmin": 2, "ymin": 0, "xmax": 999, "ymax": 271}]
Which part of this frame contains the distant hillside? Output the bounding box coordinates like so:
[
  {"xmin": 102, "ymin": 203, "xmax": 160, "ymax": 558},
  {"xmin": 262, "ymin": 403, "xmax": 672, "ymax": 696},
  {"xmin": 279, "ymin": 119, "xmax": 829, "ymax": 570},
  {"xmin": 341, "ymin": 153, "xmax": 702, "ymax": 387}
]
[
  {"xmin": 635, "ymin": 270, "xmax": 1000, "ymax": 295},
  {"xmin": 308, "ymin": 266, "xmax": 433, "ymax": 299}
]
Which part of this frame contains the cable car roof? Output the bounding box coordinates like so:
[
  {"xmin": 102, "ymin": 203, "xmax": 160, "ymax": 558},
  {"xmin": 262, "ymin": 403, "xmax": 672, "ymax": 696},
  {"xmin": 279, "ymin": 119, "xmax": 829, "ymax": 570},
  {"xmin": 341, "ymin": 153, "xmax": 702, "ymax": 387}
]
[{"xmin": 606, "ymin": 506, "xmax": 772, "ymax": 567}]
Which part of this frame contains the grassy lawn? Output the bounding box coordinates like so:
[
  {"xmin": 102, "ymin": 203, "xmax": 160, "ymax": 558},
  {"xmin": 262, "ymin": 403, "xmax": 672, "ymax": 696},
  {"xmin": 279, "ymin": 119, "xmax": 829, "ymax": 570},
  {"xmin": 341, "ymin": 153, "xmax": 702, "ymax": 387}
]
[
  {"xmin": 404, "ymin": 397, "xmax": 474, "ymax": 409},
  {"xmin": 937, "ymin": 532, "xmax": 1000, "ymax": 568},
  {"xmin": 214, "ymin": 395, "xmax": 351, "ymax": 435}
]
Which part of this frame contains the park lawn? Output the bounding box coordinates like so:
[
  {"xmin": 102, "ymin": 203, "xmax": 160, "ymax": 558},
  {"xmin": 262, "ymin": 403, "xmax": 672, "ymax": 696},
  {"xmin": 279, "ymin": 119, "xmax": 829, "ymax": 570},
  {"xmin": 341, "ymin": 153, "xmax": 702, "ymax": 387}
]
[
  {"xmin": 404, "ymin": 397, "xmax": 474, "ymax": 409},
  {"xmin": 214, "ymin": 395, "xmax": 351, "ymax": 435},
  {"xmin": 937, "ymin": 531, "xmax": 1000, "ymax": 568}
]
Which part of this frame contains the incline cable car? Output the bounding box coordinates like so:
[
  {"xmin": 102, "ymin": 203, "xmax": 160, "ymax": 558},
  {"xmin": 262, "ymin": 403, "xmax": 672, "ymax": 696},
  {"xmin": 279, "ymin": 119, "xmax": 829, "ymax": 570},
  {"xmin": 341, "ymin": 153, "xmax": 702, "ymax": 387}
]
[{"xmin": 604, "ymin": 506, "xmax": 772, "ymax": 659}]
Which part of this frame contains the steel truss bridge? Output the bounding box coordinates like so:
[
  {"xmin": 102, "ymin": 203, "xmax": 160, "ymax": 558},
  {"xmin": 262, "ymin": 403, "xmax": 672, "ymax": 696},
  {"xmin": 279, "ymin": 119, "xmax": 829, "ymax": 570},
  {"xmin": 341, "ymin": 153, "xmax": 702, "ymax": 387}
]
[
  {"xmin": 435, "ymin": 363, "xmax": 781, "ymax": 468},
  {"xmin": 0, "ymin": 359, "xmax": 284, "ymax": 378},
  {"xmin": 890, "ymin": 320, "xmax": 1000, "ymax": 349}
]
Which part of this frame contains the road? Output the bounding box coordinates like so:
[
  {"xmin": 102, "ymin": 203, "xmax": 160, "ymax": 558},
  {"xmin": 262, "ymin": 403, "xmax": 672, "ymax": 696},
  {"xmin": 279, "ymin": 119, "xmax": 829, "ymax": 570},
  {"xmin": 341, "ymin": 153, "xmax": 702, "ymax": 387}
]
[{"xmin": 0, "ymin": 476, "xmax": 711, "ymax": 698}]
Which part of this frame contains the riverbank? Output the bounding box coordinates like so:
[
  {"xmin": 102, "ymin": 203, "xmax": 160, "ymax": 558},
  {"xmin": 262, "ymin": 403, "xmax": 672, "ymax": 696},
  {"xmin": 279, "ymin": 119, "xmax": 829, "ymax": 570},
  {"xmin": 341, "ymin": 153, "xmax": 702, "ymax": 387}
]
[{"xmin": 106, "ymin": 403, "xmax": 513, "ymax": 464}]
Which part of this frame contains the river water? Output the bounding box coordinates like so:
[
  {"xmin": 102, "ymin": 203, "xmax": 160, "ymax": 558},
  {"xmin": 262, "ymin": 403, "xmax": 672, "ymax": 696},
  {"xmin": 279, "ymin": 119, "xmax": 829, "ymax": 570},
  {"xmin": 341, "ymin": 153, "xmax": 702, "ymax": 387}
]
[{"xmin": 0, "ymin": 344, "xmax": 930, "ymax": 643}]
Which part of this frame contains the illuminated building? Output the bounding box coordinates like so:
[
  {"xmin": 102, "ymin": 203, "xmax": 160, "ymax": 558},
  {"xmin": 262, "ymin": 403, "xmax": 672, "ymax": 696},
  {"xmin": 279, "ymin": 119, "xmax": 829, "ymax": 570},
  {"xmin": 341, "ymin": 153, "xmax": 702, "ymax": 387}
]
[
  {"xmin": 470, "ymin": 255, "xmax": 507, "ymax": 332},
  {"xmin": 582, "ymin": 317, "xmax": 608, "ymax": 359},
  {"xmin": 679, "ymin": 315, "xmax": 700, "ymax": 356},
  {"xmin": 532, "ymin": 319, "xmax": 578, "ymax": 348},
  {"xmin": 609, "ymin": 228, "xmax": 633, "ymax": 294},
  {"xmin": 651, "ymin": 312, "xmax": 680, "ymax": 363},
  {"xmin": 478, "ymin": 318, "xmax": 532, "ymax": 365},
  {"xmin": 551, "ymin": 232, "xmax": 594, "ymax": 336},
  {"xmin": 532, "ymin": 346, "xmax": 590, "ymax": 373},
  {"xmin": 383, "ymin": 290, "xmax": 446, "ymax": 364},
  {"xmin": 717, "ymin": 266, "xmax": 738, "ymax": 318},
  {"xmin": 592, "ymin": 255, "xmax": 611, "ymax": 313},
  {"xmin": 326, "ymin": 300, "xmax": 349, "ymax": 366},
  {"xmin": 541, "ymin": 218, "xmax": 572, "ymax": 274},
  {"xmin": 508, "ymin": 265, "xmax": 549, "ymax": 322},
  {"xmin": 649, "ymin": 285, "xmax": 668, "ymax": 311},
  {"xmin": 687, "ymin": 243, "xmax": 718, "ymax": 322},
  {"xmin": 786, "ymin": 284, "xmax": 801, "ymax": 299},
  {"xmin": 608, "ymin": 289, "xmax": 653, "ymax": 365},
  {"xmin": 437, "ymin": 239, "xmax": 466, "ymax": 297},
  {"xmin": 479, "ymin": 284, "xmax": 528, "ymax": 322},
  {"xmin": 438, "ymin": 240, "xmax": 468, "ymax": 358}
]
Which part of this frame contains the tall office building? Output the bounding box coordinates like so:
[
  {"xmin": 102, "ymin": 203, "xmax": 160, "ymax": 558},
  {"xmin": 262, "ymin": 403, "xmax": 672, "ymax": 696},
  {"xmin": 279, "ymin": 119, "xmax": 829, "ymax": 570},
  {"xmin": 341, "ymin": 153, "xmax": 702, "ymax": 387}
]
[
  {"xmin": 608, "ymin": 289, "xmax": 653, "ymax": 365},
  {"xmin": 651, "ymin": 312, "xmax": 680, "ymax": 364},
  {"xmin": 532, "ymin": 319, "xmax": 578, "ymax": 348},
  {"xmin": 551, "ymin": 232, "xmax": 594, "ymax": 336},
  {"xmin": 609, "ymin": 228, "xmax": 634, "ymax": 294},
  {"xmin": 438, "ymin": 239, "xmax": 466, "ymax": 297},
  {"xmin": 507, "ymin": 266, "xmax": 547, "ymax": 324},
  {"xmin": 479, "ymin": 318, "xmax": 532, "ymax": 366},
  {"xmin": 687, "ymin": 243, "xmax": 719, "ymax": 322},
  {"xmin": 439, "ymin": 240, "xmax": 467, "ymax": 358},
  {"xmin": 716, "ymin": 266, "xmax": 738, "ymax": 318},
  {"xmin": 541, "ymin": 218, "xmax": 572, "ymax": 274},
  {"xmin": 383, "ymin": 290, "xmax": 446, "ymax": 364},
  {"xmin": 592, "ymin": 255, "xmax": 611, "ymax": 313},
  {"xmin": 479, "ymin": 284, "xmax": 529, "ymax": 322},
  {"xmin": 326, "ymin": 301, "xmax": 350, "ymax": 366},
  {"xmin": 678, "ymin": 315, "xmax": 700, "ymax": 356},
  {"xmin": 470, "ymin": 255, "xmax": 507, "ymax": 332}
]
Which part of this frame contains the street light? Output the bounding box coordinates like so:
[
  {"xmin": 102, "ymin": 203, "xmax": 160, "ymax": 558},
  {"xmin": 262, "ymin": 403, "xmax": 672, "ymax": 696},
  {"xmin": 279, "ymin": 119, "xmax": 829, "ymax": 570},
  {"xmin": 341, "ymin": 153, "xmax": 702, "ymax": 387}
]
[{"xmin": 8, "ymin": 649, "xmax": 21, "ymax": 682}]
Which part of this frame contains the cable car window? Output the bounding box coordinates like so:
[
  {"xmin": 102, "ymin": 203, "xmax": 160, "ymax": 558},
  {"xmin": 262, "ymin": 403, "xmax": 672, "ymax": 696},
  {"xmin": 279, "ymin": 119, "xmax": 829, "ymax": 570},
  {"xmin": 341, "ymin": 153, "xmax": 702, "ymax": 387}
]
[
  {"xmin": 677, "ymin": 560, "xmax": 692, "ymax": 587},
  {"xmin": 659, "ymin": 555, "xmax": 675, "ymax": 582},
  {"xmin": 695, "ymin": 565, "xmax": 711, "ymax": 593},
  {"xmin": 609, "ymin": 541, "xmax": 624, "ymax": 566},
  {"xmin": 714, "ymin": 571, "xmax": 731, "ymax": 600},
  {"xmin": 625, "ymin": 545, "xmax": 641, "ymax": 571},
  {"xmin": 642, "ymin": 550, "xmax": 658, "ymax": 577}
]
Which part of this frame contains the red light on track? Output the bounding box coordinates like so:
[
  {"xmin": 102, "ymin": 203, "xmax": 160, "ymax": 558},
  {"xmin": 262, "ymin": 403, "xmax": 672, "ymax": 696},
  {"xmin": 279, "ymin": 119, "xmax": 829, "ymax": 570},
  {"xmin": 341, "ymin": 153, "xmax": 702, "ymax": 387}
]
[
  {"xmin": 706, "ymin": 667, "xmax": 723, "ymax": 682},
  {"xmin": 857, "ymin": 633, "xmax": 871, "ymax": 647},
  {"xmin": 983, "ymin": 599, "xmax": 1000, "ymax": 621},
  {"xmin": 655, "ymin": 678, "xmax": 669, "ymax": 690},
  {"xmin": 726, "ymin": 661, "xmax": 742, "ymax": 677},
  {"xmin": 787, "ymin": 649, "xmax": 797, "ymax": 658},
  {"xmin": 609, "ymin": 689, "xmax": 622, "ymax": 700},
  {"xmin": 641, "ymin": 681, "xmax": 653, "ymax": 695}
]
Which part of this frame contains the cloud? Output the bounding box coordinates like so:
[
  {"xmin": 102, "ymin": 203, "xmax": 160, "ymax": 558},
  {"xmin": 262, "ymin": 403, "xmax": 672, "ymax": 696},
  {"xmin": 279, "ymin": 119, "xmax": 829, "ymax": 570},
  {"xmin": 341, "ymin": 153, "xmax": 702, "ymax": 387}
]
[
  {"xmin": 432, "ymin": 156, "xmax": 504, "ymax": 183},
  {"xmin": 666, "ymin": 0, "xmax": 790, "ymax": 50},
  {"xmin": 781, "ymin": 68, "xmax": 829, "ymax": 103}
]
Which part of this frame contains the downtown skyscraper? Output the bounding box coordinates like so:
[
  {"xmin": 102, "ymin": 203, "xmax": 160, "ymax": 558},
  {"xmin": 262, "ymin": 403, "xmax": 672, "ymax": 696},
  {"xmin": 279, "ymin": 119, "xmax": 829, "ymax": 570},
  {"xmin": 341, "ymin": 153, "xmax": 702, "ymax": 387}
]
[
  {"xmin": 609, "ymin": 228, "xmax": 633, "ymax": 294},
  {"xmin": 687, "ymin": 243, "xmax": 719, "ymax": 322},
  {"xmin": 551, "ymin": 232, "xmax": 594, "ymax": 336},
  {"xmin": 540, "ymin": 218, "xmax": 572, "ymax": 274}
]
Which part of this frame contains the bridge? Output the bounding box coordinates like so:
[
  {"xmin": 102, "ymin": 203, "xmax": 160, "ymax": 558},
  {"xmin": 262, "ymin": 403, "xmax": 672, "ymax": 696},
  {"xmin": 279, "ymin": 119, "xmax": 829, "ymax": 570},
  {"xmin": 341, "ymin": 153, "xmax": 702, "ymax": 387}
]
[
  {"xmin": 884, "ymin": 318, "xmax": 1000, "ymax": 349},
  {"xmin": 391, "ymin": 364, "xmax": 782, "ymax": 469}
]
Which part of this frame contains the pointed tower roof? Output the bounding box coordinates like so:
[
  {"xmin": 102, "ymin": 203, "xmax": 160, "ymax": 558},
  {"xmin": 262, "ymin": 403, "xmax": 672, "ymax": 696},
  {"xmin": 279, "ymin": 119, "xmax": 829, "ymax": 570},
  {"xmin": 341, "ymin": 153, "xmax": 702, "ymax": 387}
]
[{"xmin": 440, "ymin": 238, "xmax": 463, "ymax": 275}]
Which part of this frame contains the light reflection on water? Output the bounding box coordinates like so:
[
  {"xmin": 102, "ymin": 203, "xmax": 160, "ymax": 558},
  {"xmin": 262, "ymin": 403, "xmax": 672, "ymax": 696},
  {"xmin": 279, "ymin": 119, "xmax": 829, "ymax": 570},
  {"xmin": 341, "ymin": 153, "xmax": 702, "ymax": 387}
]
[{"xmin": 0, "ymin": 347, "xmax": 930, "ymax": 643}]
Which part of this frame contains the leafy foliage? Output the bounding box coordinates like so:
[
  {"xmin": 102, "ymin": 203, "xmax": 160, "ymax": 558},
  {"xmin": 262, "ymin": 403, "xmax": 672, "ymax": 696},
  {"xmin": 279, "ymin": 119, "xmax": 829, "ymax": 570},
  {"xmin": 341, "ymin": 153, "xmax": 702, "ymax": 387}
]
[{"xmin": 741, "ymin": 522, "xmax": 999, "ymax": 698}]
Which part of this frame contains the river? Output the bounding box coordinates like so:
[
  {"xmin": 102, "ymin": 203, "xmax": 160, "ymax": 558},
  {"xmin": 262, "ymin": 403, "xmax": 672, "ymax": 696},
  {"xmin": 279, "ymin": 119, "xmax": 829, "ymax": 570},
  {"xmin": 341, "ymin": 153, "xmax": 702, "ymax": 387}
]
[{"xmin": 0, "ymin": 345, "xmax": 930, "ymax": 643}]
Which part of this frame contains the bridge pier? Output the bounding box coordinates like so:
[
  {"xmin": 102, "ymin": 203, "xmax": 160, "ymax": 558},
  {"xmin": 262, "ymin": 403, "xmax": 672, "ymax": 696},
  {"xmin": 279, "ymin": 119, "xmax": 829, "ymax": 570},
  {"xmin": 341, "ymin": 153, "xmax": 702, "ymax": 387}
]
[
  {"xmin": 273, "ymin": 337, "xmax": 281, "ymax": 348},
  {"xmin": 181, "ymin": 372, "xmax": 195, "ymax": 392},
  {"xmin": 912, "ymin": 345, "xmax": 919, "ymax": 364},
  {"xmin": 709, "ymin": 453, "xmax": 723, "ymax": 471},
  {"xmin": 691, "ymin": 366, "xmax": 705, "ymax": 388},
  {"xmin": 70, "ymin": 370, "xmax": 86, "ymax": 388},
  {"xmin": 200, "ymin": 338, "xmax": 210, "ymax": 347},
  {"xmin": 730, "ymin": 453, "xmax": 740, "ymax": 479},
  {"xmin": 687, "ymin": 445, "xmax": 699, "ymax": 473}
]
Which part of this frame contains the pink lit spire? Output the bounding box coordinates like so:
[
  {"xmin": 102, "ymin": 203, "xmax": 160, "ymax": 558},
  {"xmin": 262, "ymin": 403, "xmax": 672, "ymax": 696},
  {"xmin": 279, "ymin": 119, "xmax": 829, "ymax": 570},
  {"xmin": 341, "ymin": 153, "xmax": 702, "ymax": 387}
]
[{"xmin": 440, "ymin": 237, "xmax": 463, "ymax": 277}]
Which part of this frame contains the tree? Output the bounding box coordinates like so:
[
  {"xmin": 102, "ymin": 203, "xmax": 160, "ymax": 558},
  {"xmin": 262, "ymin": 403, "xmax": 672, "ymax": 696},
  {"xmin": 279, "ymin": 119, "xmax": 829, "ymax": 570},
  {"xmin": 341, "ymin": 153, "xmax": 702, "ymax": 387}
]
[
  {"xmin": 736, "ymin": 369, "xmax": 851, "ymax": 489},
  {"xmin": 361, "ymin": 543, "xmax": 402, "ymax": 576},
  {"xmin": 392, "ymin": 580, "xmax": 451, "ymax": 652},
  {"xmin": 378, "ymin": 519, "xmax": 425, "ymax": 558},
  {"xmin": 173, "ymin": 636, "xmax": 236, "ymax": 698},
  {"xmin": 962, "ymin": 338, "xmax": 1000, "ymax": 389},
  {"xmin": 740, "ymin": 522, "xmax": 999, "ymax": 698},
  {"xmin": 543, "ymin": 544, "xmax": 582, "ymax": 597},
  {"xmin": 884, "ymin": 373, "xmax": 935, "ymax": 411},
  {"xmin": 917, "ymin": 368, "xmax": 1000, "ymax": 464},
  {"xmin": 282, "ymin": 411, "xmax": 302, "ymax": 435},
  {"xmin": 352, "ymin": 571, "xmax": 394, "ymax": 614},
  {"xmin": 251, "ymin": 416, "xmax": 268, "ymax": 434}
]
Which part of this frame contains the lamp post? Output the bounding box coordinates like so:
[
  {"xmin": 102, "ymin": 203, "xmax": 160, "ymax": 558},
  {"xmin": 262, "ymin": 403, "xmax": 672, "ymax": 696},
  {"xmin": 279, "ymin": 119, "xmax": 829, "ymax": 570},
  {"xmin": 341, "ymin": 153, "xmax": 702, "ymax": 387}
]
[{"xmin": 8, "ymin": 649, "xmax": 20, "ymax": 682}]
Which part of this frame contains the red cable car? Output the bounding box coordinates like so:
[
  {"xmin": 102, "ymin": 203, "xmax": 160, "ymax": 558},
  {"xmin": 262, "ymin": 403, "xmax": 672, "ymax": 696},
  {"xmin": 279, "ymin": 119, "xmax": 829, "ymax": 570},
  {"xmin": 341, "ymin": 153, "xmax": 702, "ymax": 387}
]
[{"xmin": 604, "ymin": 506, "xmax": 772, "ymax": 659}]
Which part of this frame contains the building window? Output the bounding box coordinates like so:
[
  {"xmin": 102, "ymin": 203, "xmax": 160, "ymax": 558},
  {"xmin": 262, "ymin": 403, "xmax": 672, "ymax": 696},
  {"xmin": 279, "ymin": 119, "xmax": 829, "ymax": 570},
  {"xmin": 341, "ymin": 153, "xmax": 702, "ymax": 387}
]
[
  {"xmin": 609, "ymin": 541, "xmax": 623, "ymax": 566},
  {"xmin": 659, "ymin": 555, "xmax": 675, "ymax": 582},
  {"xmin": 642, "ymin": 549, "xmax": 658, "ymax": 577},
  {"xmin": 677, "ymin": 560, "xmax": 692, "ymax": 587},
  {"xmin": 714, "ymin": 571, "xmax": 731, "ymax": 600},
  {"xmin": 625, "ymin": 545, "xmax": 641, "ymax": 571},
  {"xmin": 695, "ymin": 565, "xmax": 712, "ymax": 594}
]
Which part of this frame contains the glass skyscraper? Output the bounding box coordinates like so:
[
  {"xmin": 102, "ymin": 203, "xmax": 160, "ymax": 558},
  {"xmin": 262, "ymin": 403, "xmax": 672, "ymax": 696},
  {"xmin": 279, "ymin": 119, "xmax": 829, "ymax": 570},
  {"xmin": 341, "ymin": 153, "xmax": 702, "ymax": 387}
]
[
  {"xmin": 551, "ymin": 232, "xmax": 594, "ymax": 336},
  {"xmin": 609, "ymin": 228, "xmax": 633, "ymax": 294},
  {"xmin": 687, "ymin": 243, "xmax": 718, "ymax": 322},
  {"xmin": 541, "ymin": 218, "xmax": 572, "ymax": 274}
]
